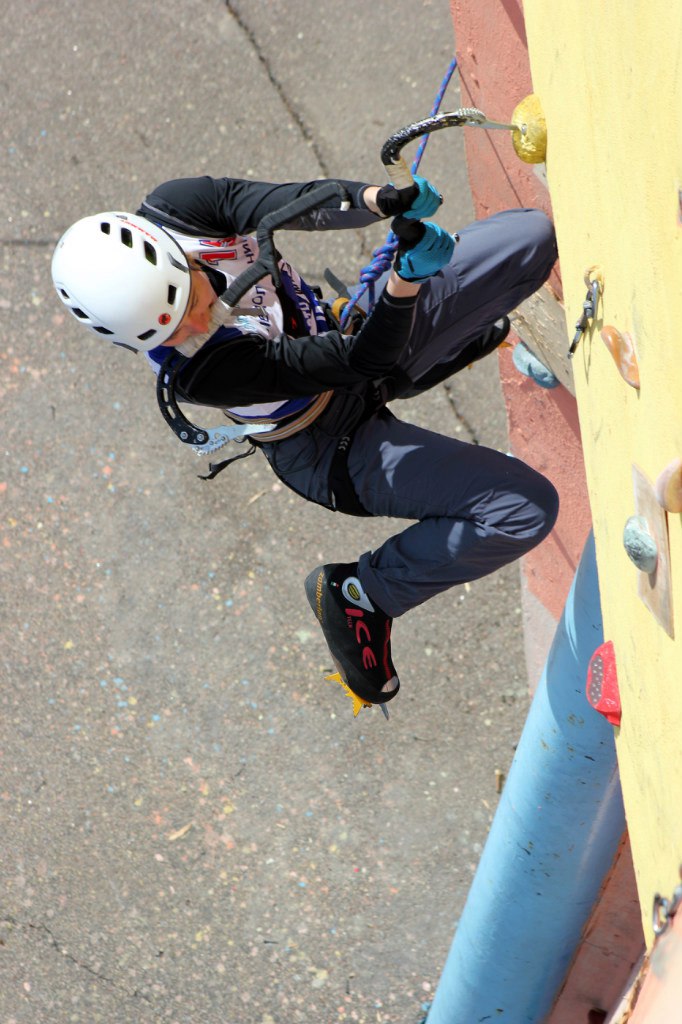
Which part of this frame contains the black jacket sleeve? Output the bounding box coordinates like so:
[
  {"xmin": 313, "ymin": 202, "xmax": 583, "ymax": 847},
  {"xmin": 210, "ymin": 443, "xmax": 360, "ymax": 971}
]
[
  {"xmin": 176, "ymin": 290, "xmax": 417, "ymax": 408},
  {"xmin": 138, "ymin": 175, "xmax": 381, "ymax": 236}
]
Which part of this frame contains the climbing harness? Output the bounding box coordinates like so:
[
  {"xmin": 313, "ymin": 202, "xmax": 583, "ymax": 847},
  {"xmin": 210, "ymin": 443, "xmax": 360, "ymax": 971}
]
[{"xmin": 225, "ymin": 390, "xmax": 335, "ymax": 443}]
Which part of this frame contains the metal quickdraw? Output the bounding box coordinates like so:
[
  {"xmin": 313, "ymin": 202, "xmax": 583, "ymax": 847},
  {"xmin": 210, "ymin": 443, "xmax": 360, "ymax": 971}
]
[
  {"xmin": 568, "ymin": 277, "xmax": 601, "ymax": 358},
  {"xmin": 652, "ymin": 868, "xmax": 682, "ymax": 937}
]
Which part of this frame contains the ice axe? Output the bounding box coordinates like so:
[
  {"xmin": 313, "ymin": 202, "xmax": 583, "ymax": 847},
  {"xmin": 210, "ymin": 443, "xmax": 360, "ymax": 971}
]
[{"xmin": 380, "ymin": 94, "xmax": 547, "ymax": 193}]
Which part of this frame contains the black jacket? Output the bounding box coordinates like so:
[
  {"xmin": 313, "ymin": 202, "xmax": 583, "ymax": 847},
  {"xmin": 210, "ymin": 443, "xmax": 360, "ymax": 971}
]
[{"xmin": 139, "ymin": 175, "xmax": 417, "ymax": 409}]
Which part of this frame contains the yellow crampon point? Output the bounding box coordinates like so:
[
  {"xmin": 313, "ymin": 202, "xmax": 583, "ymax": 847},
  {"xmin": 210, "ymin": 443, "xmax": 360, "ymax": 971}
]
[
  {"xmin": 510, "ymin": 93, "xmax": 547, "ymax": 164},
  {"xmin": 325, "ymin": 672, "xmax": 372, "ymax": 716}
]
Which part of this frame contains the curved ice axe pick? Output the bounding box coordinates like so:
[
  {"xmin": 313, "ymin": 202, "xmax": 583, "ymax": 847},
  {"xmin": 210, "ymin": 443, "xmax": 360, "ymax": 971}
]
[
  {"xmin": 156, "ymin": 181, "xmax": 351, "ymax": 456},
  {"xmin": 380, "ymin": 98, "xmax": 545, "ymax": 190}
]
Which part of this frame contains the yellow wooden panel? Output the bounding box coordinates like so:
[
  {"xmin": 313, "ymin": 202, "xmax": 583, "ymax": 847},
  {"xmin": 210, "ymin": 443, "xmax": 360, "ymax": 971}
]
[{"xmin": 522, "ymin": 0, "xmax": 682, "ymax": 944}]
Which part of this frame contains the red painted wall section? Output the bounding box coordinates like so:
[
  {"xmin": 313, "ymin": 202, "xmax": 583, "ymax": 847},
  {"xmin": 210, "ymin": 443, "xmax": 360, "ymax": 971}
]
[
  {"xmin": 500, "ymin": 349, "xmax": 590, "ymax": 621},
  {"xmin": 448, "ymin": 1, "xmax": 547, "ymax": 219},
  {"xmin": 450, "ymin": 0, "xmax": 590, "ymax": 637}
]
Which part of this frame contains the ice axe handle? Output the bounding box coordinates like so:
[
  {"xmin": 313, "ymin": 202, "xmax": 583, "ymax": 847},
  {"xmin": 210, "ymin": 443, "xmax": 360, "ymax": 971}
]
[
  {"xmin": 381, "ymin": 153, "xmax": 415, "ymax": 192},
  {"xmin": 381, "ymin": 123, "xmax": 422, "ymax": 190},
  {"xmin": 391, "ymin": 216, "xmax": 425, "ymax": 248}
]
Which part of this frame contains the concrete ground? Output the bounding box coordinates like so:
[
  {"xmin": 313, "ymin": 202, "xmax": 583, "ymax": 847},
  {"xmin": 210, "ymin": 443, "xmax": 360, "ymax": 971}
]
[{"xmin": 1, "ymin": 2, "xmax": 532, "ymax": 1021}]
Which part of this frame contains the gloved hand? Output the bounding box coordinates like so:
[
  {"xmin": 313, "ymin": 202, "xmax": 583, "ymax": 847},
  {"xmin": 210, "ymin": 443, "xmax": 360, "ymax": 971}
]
[
  {"xmin": 375, "ymin": 175, "xmax": 442, "ymax": 219},
  {"xmin": 392, "ymin": 217, "xmax": 455, "ymax": 282},
  {"xmin": 401, "ymin": 175, "xmax": 443, "ymax": 220}
]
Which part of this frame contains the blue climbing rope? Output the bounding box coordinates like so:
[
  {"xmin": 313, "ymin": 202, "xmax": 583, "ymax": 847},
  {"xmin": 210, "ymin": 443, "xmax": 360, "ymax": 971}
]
[{"xmin": 340, "ymin": 56, "xmax": 459, "ymax": 328}]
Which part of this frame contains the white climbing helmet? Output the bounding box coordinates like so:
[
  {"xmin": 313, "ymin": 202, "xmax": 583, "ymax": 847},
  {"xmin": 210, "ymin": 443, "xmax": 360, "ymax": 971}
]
[{"xmin": 51, "ymin": 212, "xmax": 191, "ymax": 351}]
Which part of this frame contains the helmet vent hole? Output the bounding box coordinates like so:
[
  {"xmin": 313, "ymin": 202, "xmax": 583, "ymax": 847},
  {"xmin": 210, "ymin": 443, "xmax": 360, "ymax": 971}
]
[
  {"xmin": 72, "ymin": 307, "xmax": 88, "ymax": 319},
  {"xmin": 144, "ymin": 241, "xmax": 157, "ymax": 265},
  {"xmin": 93, "ymin": 326, "xmax": 114, "ymax": 335},
  {"xmin": 167, "ymin": 285, "xmax": 177, "ymax": 305},
  {"xmin": 100, "ymin": 221, "xmax": 111, "ymax": 235},
  {"xmin": 120, "ymin": 227, "xmax": 133, "ymax": 248},
  {"xmin": 137, "ymin": 329, "xmax": 156, "ymax": 342},
  {"xmin": 60, "ymin": 288, "xmax": 69, "ymax": 298}
]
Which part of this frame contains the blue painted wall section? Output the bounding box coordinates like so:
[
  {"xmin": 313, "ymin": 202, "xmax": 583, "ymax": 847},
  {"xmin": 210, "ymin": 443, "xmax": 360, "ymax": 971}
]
[{"xmin": 427, "ymin": 532, "xmax": 626, "ymax": 1023}]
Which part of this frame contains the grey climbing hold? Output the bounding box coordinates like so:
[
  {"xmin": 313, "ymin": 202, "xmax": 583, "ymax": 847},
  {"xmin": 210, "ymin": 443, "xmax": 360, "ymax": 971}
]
[
  {"xmin": 512, "ymin": 341, "xmax": 560, "ymax": 389},
  {"xmin": 623, "ymin": 515, "xmax": 658, "ymax": 573}
]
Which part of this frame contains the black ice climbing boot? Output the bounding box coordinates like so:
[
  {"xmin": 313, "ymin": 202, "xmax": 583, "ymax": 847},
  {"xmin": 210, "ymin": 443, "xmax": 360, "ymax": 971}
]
[{"xmin": 304, "ymin": 562, "xmax": 399, "ymax": 719}]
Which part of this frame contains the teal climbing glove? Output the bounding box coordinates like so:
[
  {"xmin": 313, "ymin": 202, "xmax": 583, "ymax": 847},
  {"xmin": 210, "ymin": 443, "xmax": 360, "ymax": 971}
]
[
  {"xmin": 393, "ymin": 217, "xmax": 455, "ymax": 282},
  {"xmin": 375, "ymin": 175, "xmax": 442, "ymax": 219},
  {"xmin": 402, "ymin": 175, "xmax": 443, "ymax": 220}
]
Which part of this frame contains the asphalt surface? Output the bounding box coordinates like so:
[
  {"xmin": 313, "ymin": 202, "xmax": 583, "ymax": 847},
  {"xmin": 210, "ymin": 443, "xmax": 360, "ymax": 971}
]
[{"xmin": 1, "ymin": 3, "xmax": 531, "ymax": 1022}]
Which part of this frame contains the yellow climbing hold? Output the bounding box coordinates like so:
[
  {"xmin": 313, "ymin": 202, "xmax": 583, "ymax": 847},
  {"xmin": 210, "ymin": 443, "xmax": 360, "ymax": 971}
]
[
  {"xmin": 325, "ymin": 672, "xmax": 372, "ymax": 717},
  {"xmin": 511, "ymin": 94, "xmax": 547, "ymax": 164}
]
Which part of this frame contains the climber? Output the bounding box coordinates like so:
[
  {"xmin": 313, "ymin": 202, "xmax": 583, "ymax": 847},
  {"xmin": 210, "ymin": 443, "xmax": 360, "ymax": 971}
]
[{"xmin": 51, "ymin": 171, "xmax": 559, "ymax": 717}]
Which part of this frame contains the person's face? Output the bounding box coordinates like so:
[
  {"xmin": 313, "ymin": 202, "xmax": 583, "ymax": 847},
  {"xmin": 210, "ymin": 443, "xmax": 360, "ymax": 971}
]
[{"xmin": 162, "ymin": 268, "xmax": 217, "ymax": 347}]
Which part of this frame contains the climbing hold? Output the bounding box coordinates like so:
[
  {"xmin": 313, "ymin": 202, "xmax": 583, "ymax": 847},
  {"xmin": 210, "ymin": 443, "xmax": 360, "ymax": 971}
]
[
  {"xmin": 623, "ymin": 515, "xmax": 658, "ymax": 573},
  {"xmin": 511, "ymin": 94, "xmax": 547, "ymax": 164},
  {"xmin": 586, "ymin": 640, "xmax": 621, "ymax": 727},
  {"xmin": 655, "ymin": 458, "xmax": 682, "ymax": 513},
  {"xmin": 512, "ymin": 340, "xmax": 560, "ymax": 388},
  {"xmin": 600, "ymin": 326, "xmax": 640, "ymax": 389}
]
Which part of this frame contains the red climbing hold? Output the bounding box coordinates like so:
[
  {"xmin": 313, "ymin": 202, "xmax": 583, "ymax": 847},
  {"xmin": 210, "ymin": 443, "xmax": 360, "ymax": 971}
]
[{"xmin": 586, "ymin": 640, "xmax": 622, "ymax": 727}]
